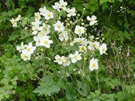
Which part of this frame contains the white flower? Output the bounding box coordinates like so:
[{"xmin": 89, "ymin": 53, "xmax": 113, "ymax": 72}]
[
  {"xmin": 52, "ymin": 0, "xmax": 67, "ymax": 11},
  {"xmin": 10, "ymin": 15, "xmax": 21, "ymax": 27},
  {"xmin": 55, "ymin": 55, "xmax": 63, "ymax": 65},
  {"xmin": 54, "ymin": 21, "xmax": 65, "ymax": 32},
  {"xmin": 66, "ymin": 8, "xmax": 76, "ymax": 17},
  {"xmin": 59, "ymin": 0, "xmax": 67, "ymax": 11},
  {"xmin": 21, "ymin": 51, "xmax": 31, "ymax": 61},
  {"xmin": 10, "ymin": 18, "xmax": 17, "ymax": 27},
  {"xmin": 34, "ymin": 12, "xmax": 41, "ymax": 20},
  {"xmin": 22, "ymin": 42, "xmax": 36, "ymax": 54},
  {"xmin": 16, "ymin": 42, "xmax": 26, "ymax": 52},
  {"xmin": 74, "ymin": 25, "xmax": 85, "ymax": 36},
  {"xmin": 40, "ymin": 23, "xmax": 50, "ymax": 34},
  {"xmin": 79, "ymin": 46, "xmax": 87, "ymax": 53},
  {"xmin": 32, "ymin": 20, "xmax": 41, "ymax": 26},
  {"xmin": 34, "ymin": 35, "xmax": 50, "ymax": 46},
  {"xmin": 38, "ymin": 30, "xmax": 48, "ymax": 37},
  {"xmin": 52, "ymin": 2, "xmax": 60, "ymax": 11},
  {"xmin": 45, "ymin": 10, "xmax": 54, "ymax": 20},
  {"xmin": 39, "ymin": 7, "xmax": 47, "ymax": 16},
  {"xmin": 69, "ymin": 51, "xmax": 82, "ymax": 63},
  {"xmin": 16, "ymin": 15, "xmax": 21, "ymax": 21},
  {"xmin": 87, "ymin": 15, "xmax": 97, "ymax": 26},
  {"xmin": 99, "ymin": 43, "xmax": 107, "ymax": 55},
  {"xmin": 74, "ymin": 38, "xmax": 87, "ymax": 46},
  {"xmin": 32, "ymin": 25, "xmax": 42, "ymax": 35},
  {"xmin": 89, "ymin": 58, "xmax": 98, "ymax": 71},
  {"xmin": 40, "ymin": 37, "xmax": 53, "ymax": 48},
  {"xmin": 63, "ymin": 57, "xmax": 71, "ymax": 66},
  {"xmin": 88, "ymin": 41, "xmax": 100, "ymax": 50},
  {"xmin": 33, "ymin": 35, "xmax": 42, "ymax": 46},
  {"xmin": 59, "ymin": 31, "xmax": 69, "ymax": 41}
]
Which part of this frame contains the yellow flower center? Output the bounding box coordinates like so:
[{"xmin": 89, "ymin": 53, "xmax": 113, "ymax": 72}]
[
  {"xmin": 92, "ymin": 63, "xmax": 96, "ymax": 68},
  {"xmin": 74, "ymin": 55, "xmax": 78, "ymax": 59},
  {"xmin": 78, "ymin": 28, "xmax": 82, "ymax": 33},
  {"xmin": 44, "ymin": 40, "xmax": 48, "ymax": 45},
  {"xmin": 57, "ymin": 25, "xmax": 61, "ymax": 29},
  {"xmin": 80, "ymin": 47, "xmax": 85, "ymax": 52},
  {"xmin": 47, "ymin": 13, "xmax": 51, "ymax": 17},
  {"xmin": 27, "ymin": 48, "xmax": 31, "ymax": 52},
  {"xmin": 35, "ymin": 15, "xmax": 39, "ymax": 19},
  {"xmin": 44, "ymin": 27, "xmax": 48, "ymax": 31},
  {"xmin": 20, "ymin": 46, "xmax": 23, "ymax": 50},
  {"xmin": 24, "ymin": 55, "xmax": 28, "ymax": 59},
  {"xmin": 102, "ymin": 48, "xmax": 105, "ymax": 52},
  {"xmin": 58, "ymin": 58, "xmax": 62, "ymax": 61}
]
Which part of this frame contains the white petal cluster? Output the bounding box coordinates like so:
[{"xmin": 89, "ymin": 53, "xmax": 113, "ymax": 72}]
[
  {"xmin": 73, "ymin": 38, "xmax": 87, "ymax": 46},
  {"xmin": 53, "ymin": 21, "xmax": 65, "ymax": 32},
  {"xmin": 75, "ymin": 25, "xmax": 85, "ymax": 36},
  {"xmin": 55, "ymin": 55, "xmax": 70, "ymax": 66},
  {"xmin": 87, "ymin": 15, "xmax": 97, "ymax": 26},
  {"xmin": 40, "ymin": 23, "xmax": 51, "ymax": 35},
  {"xmin": 88, "ymin": 41, "xmax": 100, "ymax": 50},
  {"xmin": 10, "ymin": 15, "xmax": 21, "ymax": 27},
  {"xmin": 13, "ymin": 0, "xmax": 107, "ymax": 71},
  {"xmin": 59, "ymin": 31, "xmax": 69, "ymax": 42},
  {"xmin": 39, "ymin": 7, "xmax": 47, "ymax": 16},
  {"xmin": 16, "ymin": 42, "xmax": 26, "ymax": 53},
  {"xmin": 34, "ymin": 12, "xmax": 41, "ymax": 20},
  {"xmin": 79, "ymin": 46, "xmax": 87, "ymax": 53},
  {"xmin": 17, "ymin": 42, "xmax": 36, "ymax": 61},
  {"xmin": 89, "ymin": 58, "xmax": 98, "ymax": 71},
  {"xmin": 45, "ymin": 10, "xmax": 54, "ymax": 20},
  {"xmin": 52, "ymin": 0, "xmax": 67, "ymax": 11},
  {"xmin": 22, "ymin": 42, "xmax": 36, "ymax": 54},
  {"xmin": 99, "ymin": 43, "xmax": 107, "ymax": 55},
  {"xmin": 66, "ymin": 8, "xmax": 76, "ymax": 17},
  {"xmin": 69, "ymin": 51, "xmax": 82, "ymax": 63}
]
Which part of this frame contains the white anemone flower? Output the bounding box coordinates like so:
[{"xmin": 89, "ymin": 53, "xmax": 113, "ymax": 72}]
[
  {"xmin": 69, "ymin": 51, "xmax": 82, "ymax": 63},
  {"xmin": 16, "ymin": 42, "xmax": 26, "ymax": 52},
  {"xmin": 31, "ymin": 20, "xmax": 41, "ymax": 26},
  {"xmin": 52, "ymin": 2, "xmax": 60, "ymax": 11},
  {"xmin": 10, "ymin": 15, "xmax": 21, "ymax": 27},
  {"xmin": 88, "ymin": 41, "xmax": 100, "ymax": 50},
  {"xmin": 79, "ymin": 46, "xmax": 87, "ymax": 53},
  {"xmin": 99, "ymin": 43, "xmax": 107, "ymax": 55},
  {"xmin": 59, "ymin": 0, "xmax": 67, "ymax": 11},
  {"xmin": 21, "ymin": 51, "xmax": 31, "ymax": 61},
  {"xmin": 40, "ymin": 37, "xmax": 53, "ymax": 48},
  {"xmin": 74, "ymin": 25, "xmax": 85, "ymax": 36},
  {"xmin": 40, "ymin": 23, "xmax": 50, "ymax": 34},
  {"xmin": 63, "ymin": 57, "xmax": 71, "ymax": 67},
  {"xmin": 34, "ymin": 12, "xmax": 41, "ymax": 20},
  {"xmin": 45, "ymin": 10, "xmax": 54, "ymax": 20},
  {"xmin": 89, "ymin": 58, "xmax": 98, "ymax": 71},
  {"xmin": 39, "ymin": 7, "xmax": 47, "ymax": 16},
  {"xmin": 53, "ymin": 21, "xmax": 65, "ymax": 32},
  {"xmin": 87, "ymin": 15, "xmax": 97, "ymax": 26},
  {"xmin": 52, "ymin": 0, "xmax": 67, "ymax": 11},
  {"xmin": 59, "ymin": 31, "xmax": 69, "ymax": 41},
  {"xmin": 32, "ymin": 25, "xmax": 42, "ymax": 35},
  {"xmin": 66, "ymin": 8, "xmax": 76, "ymax": 17},
  {"xmin": 22, "ymin": 42, "xmax": 36, "ymax": 54},
  {"xmin": 55, "ymin": 55, "xmax": 64, "ymax": 65}
]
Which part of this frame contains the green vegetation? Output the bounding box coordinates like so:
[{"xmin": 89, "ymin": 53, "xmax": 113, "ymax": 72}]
[{"xmin": 0, "ymin": 0, "xmax": 135, "ymax": 101}]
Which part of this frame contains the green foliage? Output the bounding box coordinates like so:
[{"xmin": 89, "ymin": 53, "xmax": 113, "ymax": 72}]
[
  {"xmin": 0, "ymin": 0, "xmax": 135, "ymax": 101},
  {"xmin": 34, "ymin": 75, "xmax": 62, "ymax": 96}
]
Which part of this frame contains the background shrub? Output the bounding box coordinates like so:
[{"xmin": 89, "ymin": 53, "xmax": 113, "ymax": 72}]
[{"xmin": 0, "ymin": 0, "xmax": 135, "ymax": 101}]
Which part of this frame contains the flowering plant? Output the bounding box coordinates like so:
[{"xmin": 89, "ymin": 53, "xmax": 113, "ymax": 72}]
[
  {"xmin": 10, "ymin": 0, "xmax": 107, "ymax": 98},
  {"xmin": 12, "ymin": 0, "xmax": 107, "ymax": 71}
]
